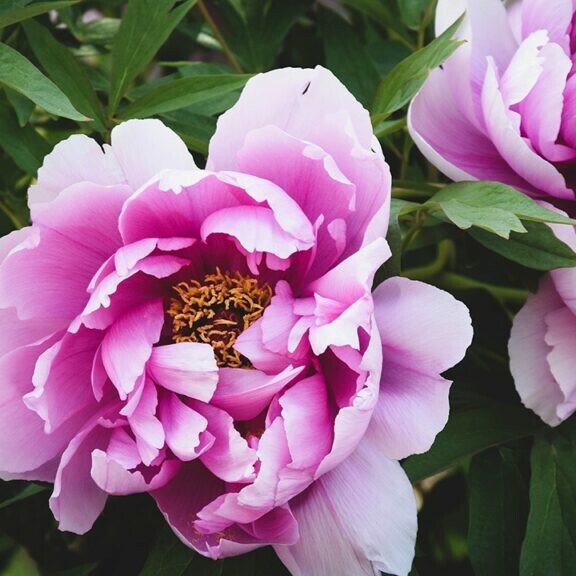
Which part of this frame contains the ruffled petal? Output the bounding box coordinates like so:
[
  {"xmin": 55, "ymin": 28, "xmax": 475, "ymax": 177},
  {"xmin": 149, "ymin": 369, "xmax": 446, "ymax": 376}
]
[{"xmin": 274, "ymin": 438, "xmax": 417, "ymax": 576}]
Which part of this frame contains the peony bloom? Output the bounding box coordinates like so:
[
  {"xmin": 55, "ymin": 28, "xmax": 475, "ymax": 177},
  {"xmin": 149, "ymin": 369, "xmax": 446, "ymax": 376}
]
[
  {"xmin": 409, "ymin": 0, "xmax": 576, "ymax": 201},
  {"xmin": 408, "ymin": 0, "xmax": 576, "ymax": 426},
  {"xmin": 0, "ymin": 66, "xmax": 472, "ymax": 575},
  {"xmin": 509, "ymin": 220, "xmax": 576, "ymax": 425}
]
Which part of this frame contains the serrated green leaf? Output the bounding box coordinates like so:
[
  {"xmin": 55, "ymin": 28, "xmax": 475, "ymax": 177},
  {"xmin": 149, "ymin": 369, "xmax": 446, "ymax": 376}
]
[
  {"xmin": 371, "ymin": 15, "xmax": 464, "ymax": 120},
  {"xmin": 468, "ymin": 447, "xmax": 529, "ymax": 576},
  {"xmin": 426, "ymin": 181, "xmax": 576, "ymax": 238},
  {"xmin": 402, "ymin": 404, "xmax": 542, "ymax": 483},
  {"xmin": 22, "ymin": 19, "xmax": 105, "ymax": 130},
  {"xmin": 0, "ymin": 0, "xmax": 82, "ymax": 28},
  {"xmin": 0, "ymin": 43, "xmax": 88, "ymax": 121},
  {"xmin": 109, "ymin": 0, "xmax": 198, "ymax": 114},
  {"xmin": 119, "ymin": 74, "xmax": 250, "ymax": 119},
  {"xmin": 520, "ymin": 421, "xmax": 576, "ymax": 576},
  {"xmin": 319, "ymin": 7, "xmax": 380, "ymax": 107},
  {"xmin": 0, "ymin": 101, "xmax": 50, "ymax": 174},
  {"xmin": 470, "ymin": 221, "xmax": 576, "ymax": 271}
]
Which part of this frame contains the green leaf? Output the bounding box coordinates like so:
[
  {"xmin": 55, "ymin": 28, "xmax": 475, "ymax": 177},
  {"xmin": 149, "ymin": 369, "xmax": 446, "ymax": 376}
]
[
  {"xmin": 470, "ymin": 221, "xmax": 576, "ymax": 271},
  {"xmin": 2, "ymin": 547, "xmax": 39, "ymax": 576},
  {"xmin": 396, "ymin": 0, "xmax": 430, "ymax": 30},
  {"xmin": 22, "ymin": 19, "xmax": 105, "ymax": 130},
  {"xmin": 319, "ymin": 8, "xmax": 380, "ymax": 107},
  {"xmin": 161, "ymin": 109, "xmax": 216, "ymax": 155},
  {"xmin": 468, "ymin": 447, "xmax": 529, "ymax": 576},
  {"xmin": 0, "ymin": 43, "xmax": 88, "ymax": 121},
  {"xmin": 0, "ymin": 101, "xmax": 50, "ymax": 174},
  {"xmin": 208, "ymin": 0, "xmax": 311, "ymax": 72},
  {"xmin": 371, "ymin": 15, "xmax": 464, "ymax": 120},
  {"xmin": 425, "ymin": 181, "xmax": 576, "ymax": 239},
  {"xmin": 0, "ymin": 483, "xmax": 46, "ymax": 511},
  {"xmin": 141, "ymin": 526, "xmax": 223, "ymax": 576},
  {"xmin": 520, "ymin": 421, "xmax": 576, "ymax": 576},
  {"xmin": 4, "ymin": 86, "xmax": 34, "ymax": 126},
  {"xmin": 402, "ymin": 404, "xmax": 542, "ymax": 483},
  {"xmin": 0, "ymin": 0, "xmax": 82, "ymax": 28},
  {"xmin": 109, "ymin": 0, "xmax": 198, "ymax": 114},
  {"xmin": 119, "ymin": 74, "xmax": 250, "ymax": 119}
]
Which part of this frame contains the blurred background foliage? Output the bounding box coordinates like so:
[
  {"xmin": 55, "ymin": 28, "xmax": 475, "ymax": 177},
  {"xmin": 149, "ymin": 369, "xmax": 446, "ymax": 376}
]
[{"xmin": 0, "ymin": 1, "xmax": 575, "ymax": 575}]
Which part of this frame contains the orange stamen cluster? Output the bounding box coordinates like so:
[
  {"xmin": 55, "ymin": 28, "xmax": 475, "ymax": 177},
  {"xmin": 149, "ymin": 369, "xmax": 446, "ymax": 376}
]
[{"xmin": 166, "ymin": 268, "xmax": 273, "ymax": 368}]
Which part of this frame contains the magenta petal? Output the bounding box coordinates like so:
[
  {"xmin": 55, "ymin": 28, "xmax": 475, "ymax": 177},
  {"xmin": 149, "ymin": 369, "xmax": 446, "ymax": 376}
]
[
  {"xmin": 193, "ymin": 402, "xmax": 257, "ymax": 483},
  {"xmin": 0, "ymin": 341, "xmax": 87, "ymax": 476},
  {"xmin": 279, "ymin": 374, "xmax": 332, "ymax": 470},
  {"xmin": 159, "ymin": 394, "xmax": 209, "ymax": 461},
  {"xmin": 274, "ymin": 438, "xmax": 417, "ymax": 576},
  {"xmin": 212, "ymin": 365, "xmax": 304, "ymax": 421},
  {"xmin": 50, "ymin": 418, "xmax": 112, "ymax": 534},
  {"xmin": 101, "ymin": 300, "xmax": 164, "ymax": 398},
  {"xmin": 148, "ymin": 343, "xmax": 218, "ymax": 402},
  {"xmin": 25, "ymin": 328, "xmax": 102, "ymax": 433}
]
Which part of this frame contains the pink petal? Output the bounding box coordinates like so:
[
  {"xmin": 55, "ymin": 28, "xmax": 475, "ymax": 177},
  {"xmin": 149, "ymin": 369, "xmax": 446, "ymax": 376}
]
[
  {"xmin": 509, "ymin": 276, "xmax": 566, "ymax": 425},
  {"xmin": 25, "ymin": 328, "xmax": 102, "ymax": 433},
  {"xmin": 0, "ymin": 341, "xmax": 87, "ymax": 476},
  {"xmin": 90, "ymin": 448, "xmax": 180, "ymax": 495},
  {"xmin": 50, "ymin": 417, "xmax": 112, "ymax": 534},
  {"xmin": 101, "ymin": 300, "xmax": 164, "ymax": 398},
  {"xmin": 193, "ymin": 402, "xmax": 257, "ymax": 483},
  {"xmin": 108, "ymin": 119, "xmax": 197, "ymax": 191},
  {"xmin": 212, "ymin": 365, "xmax": 304, "ymax": 421},
  {"xmin": 148, "ymin": 343, "xmax": 218, "ymax": 402},
  {"xmin": 374, "ymin": 277, "xmax": 473, "ymax": 376},
  {"xmin": 275, "ymin": 438, "xmax": 417, "ymax": 576},
  {"xmin": 28, "ymin": 135, "xmax": 124, "ymax": 215},
  {"xmin": 279, "ymin": 374, "xmax": 333, "ymax": 470},
  {"xmin": 159, "ymin": 394, "xmax": 209, "ymax": 461},
  {"xmin": 367, "ymin": 363, "xmax": 451, "ymax": 460},
  {"xmin": 521, "ymin": 0, "xmax": 573, "ymax": 52}
]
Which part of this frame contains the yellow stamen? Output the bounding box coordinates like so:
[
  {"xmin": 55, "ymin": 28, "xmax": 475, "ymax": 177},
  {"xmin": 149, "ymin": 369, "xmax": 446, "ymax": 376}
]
[{"xmin": 166, "ymin": 268, "xmax": 273, "ymax": 368}]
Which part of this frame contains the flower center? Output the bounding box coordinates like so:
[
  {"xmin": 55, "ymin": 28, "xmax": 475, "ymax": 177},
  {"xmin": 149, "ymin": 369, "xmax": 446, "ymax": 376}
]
[{"xmin": 166, "ymin": 268, "xmax": 273, "ymax": 368}]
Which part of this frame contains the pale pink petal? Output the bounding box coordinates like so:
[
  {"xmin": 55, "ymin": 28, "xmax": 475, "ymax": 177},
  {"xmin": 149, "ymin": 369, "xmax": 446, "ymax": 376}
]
[
  {"xmin": 108, "ymin": 119, "xmax": 197, "ymax": 191},
  {"xmin": 28, "ymin": 135, "xmax": 124, "ymax": 214},
  {"xmin": 509, "ymin": 276, "xmax": 565, "ymax": 425},
  {"xmin": 101, "ymin": 300, "xmax": 164, "ymax": 398},
  {"xmin": 374, "ymin": 277, "xmax": 473, "ymax": 376},
  {"xmin": 521, "ymin": 0, "xmax": 572, "ymax": 52},
  {"xmin": 148, "ymin": 343, "xmax": 218, "ymax": 402},
  {"xmin": 275, "ymin": 439, "xmax": 417, "ymax": 576},
  {"xmin": 90, "ymin": 448, "xmax": 180, "ymax": 495},
  {"xmin": 367, "ymin": 363, "xmax": 451, "ymax": 460}
]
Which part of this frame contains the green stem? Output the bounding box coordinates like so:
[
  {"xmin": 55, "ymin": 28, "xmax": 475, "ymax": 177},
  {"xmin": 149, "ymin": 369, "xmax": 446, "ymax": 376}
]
[
  {"xmin": 435, "ymin": 272, "xmax": 529, "ymax": 304},
  {"xmin": 197, "ymin": 1, "xmax": 244, "ymax": 74},
  {"xmin": 0, "ymin": 200, "xmax": 26, "ymax": 230},
  {"xmin": 402, "ymin": 239, "xmax": 454, "ymax": 280}
]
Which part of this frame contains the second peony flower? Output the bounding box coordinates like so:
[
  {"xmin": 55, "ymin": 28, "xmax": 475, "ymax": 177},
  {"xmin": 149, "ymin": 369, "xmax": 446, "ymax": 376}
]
[{"xmin": 0, "ymin": 66, "xmax": 472, "ymax": 575}]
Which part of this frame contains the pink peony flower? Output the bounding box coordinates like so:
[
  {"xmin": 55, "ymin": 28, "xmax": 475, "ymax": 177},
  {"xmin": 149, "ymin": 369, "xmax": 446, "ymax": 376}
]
[
  {"xmin": 0, "ymin": 66, "xmax": 472, "ymax": 575},
  {"xmin": 409, "ymin": 0, "xmax": 576, "ymax": 201},
  {"xmin": 509, "ymin": 219, "xmax": 576, "ymax": 425},
  {"xmin": 408, "ymin": 0, "xmax": 576, "ymax": 426}
]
